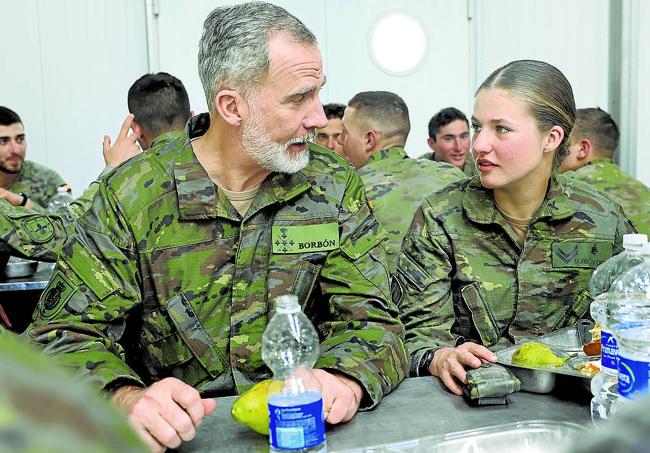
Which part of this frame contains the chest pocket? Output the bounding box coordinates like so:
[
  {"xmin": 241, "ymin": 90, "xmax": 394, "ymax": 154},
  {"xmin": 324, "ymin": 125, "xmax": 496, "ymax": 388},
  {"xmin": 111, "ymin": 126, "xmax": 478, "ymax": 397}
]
[
  {"xmin": 139, "ymin": 292, "xmax": 228, "ymax": 381},
  {"xmin": 460, "ymin": 282, "xmax": 500, "ymax": 347}
]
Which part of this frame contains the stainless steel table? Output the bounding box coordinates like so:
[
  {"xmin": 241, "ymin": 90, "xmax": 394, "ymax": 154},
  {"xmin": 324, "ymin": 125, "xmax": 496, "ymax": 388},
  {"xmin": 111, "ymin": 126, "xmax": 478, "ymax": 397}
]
[
  {"xmin": 0, "ymin": 262, "xmax": 54, "ymax": 292},
  {"xmin": 179, "ymin": 376, "xmax": 591, "ymax": 452}
]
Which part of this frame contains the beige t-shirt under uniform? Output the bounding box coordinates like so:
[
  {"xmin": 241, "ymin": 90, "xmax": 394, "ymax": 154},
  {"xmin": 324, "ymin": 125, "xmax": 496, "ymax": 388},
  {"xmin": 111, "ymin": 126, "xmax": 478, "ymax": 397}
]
[
  {"xmin": 495, "ymin": 201, "xmax": 531, "ymax": 249},
  {"xmin": 220, "ymin": 185, "xmax": 260, "ymax": 217}
]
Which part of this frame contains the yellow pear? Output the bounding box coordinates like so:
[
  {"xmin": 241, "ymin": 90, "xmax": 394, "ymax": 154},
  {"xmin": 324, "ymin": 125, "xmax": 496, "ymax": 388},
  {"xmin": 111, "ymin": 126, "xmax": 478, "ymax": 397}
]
[
  {"xmin": 511, "ymin": 342, "xmax": 576, "ymax": 368},
  {"xmin": 231, "ymin": 379, "xmax": 284, "ymax": 435}
]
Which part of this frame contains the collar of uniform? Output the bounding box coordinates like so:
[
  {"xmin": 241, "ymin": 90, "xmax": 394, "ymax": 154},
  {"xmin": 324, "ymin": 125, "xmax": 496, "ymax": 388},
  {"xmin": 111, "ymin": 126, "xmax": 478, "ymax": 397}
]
[
  {"xmin": 365, "ymin": 146, "xmax": 408, "ymax": 165},
  {"xmin": 583, "ymin": 157, "xmax": 612, "ymax": 169},
  {"xmin": 150, "ymin": 130, "xmax": 186, "ymax": 149},
  {"xmin": 462, "ymin": 175, "xmax": 575, "ymax": 224},
  {"xmin": 462, "ymin": 177, "xmax": 498, "ymax": 224},
  {"xmin": 174, "ymin": 113, "xmax": 312, "ymax": 220},
  {"xmin": 535, "ymin": 175, "xmax": 575, "ymax": 221}
]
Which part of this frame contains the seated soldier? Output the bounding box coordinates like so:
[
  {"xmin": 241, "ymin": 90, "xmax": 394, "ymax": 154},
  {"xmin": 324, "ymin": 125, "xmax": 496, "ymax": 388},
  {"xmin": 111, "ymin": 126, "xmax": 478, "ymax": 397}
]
[
  {"xmin": 560, "ymin": 107, "xmax": 650, "ymax": 235},
  {"xmin": 314, "ymin": 102, "xmax": 345, "ymax": 153},
  {"xmin": 26, "ymin": 3, "xmax": 407, "ymax": 451},
  {"xmin": 337, "ymin": 90, "xmax": 464, "ymax": 272},
  {"xmin": 0, "ymin": 107, "xmax": 67, "ymax": 211},
  {"xmin": 395, "ymin": 60, "xmax": 634, "ymax": 395},
  {"xmin": 424, "ymin": 107, "xmax": 477, "ymax": 177}
]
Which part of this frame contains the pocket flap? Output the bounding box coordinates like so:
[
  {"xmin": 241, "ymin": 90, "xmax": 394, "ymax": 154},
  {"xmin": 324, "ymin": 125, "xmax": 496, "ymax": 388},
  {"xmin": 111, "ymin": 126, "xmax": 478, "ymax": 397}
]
[
  {"xmin": 166, "ymin": 292, "xmax": 228, "ymax": 378},
  {"xmin": 461, "ymin": 282, "xmax": 500, "ymax": 347}
]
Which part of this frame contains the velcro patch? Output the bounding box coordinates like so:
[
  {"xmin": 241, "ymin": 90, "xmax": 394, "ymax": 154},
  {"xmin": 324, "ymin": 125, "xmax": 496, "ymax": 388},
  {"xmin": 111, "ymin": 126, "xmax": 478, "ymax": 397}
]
[
  {"xmin": 40, "ymin": 272, "xmax": 75, "ymax": 320},
  {"xmin": 552, "ymin": 241, "xmax": 613, "ymax": 268},
  {"xmin": 23, "ymin": 217, "xmax": 55, "ymax": 243},
  {"xmin": 272, "ymin": 223, "xmax": 339, "ymax": 254}
]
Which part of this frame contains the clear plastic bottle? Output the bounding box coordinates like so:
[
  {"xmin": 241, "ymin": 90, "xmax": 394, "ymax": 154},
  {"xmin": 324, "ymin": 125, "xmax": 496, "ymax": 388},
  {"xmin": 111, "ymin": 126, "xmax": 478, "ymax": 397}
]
[
  {"xmin": 589, "ymin": 233, "xmax": 647, "ymax": 424},
  {"xmin": 610, "ymin": 246, "xmax": 650, "ymax": 411},
  {"xmin": 262, "ymin": 295, "xmax": 326, "ymax": 453},
  {"xmin": 46, "ymin": 186, "xmax": 74, "ymax": 214}
]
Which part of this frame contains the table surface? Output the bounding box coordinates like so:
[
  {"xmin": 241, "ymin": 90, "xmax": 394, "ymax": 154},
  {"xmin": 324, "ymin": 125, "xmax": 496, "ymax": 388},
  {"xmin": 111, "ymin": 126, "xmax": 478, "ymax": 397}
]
[
  {"xmin": 178, "ymin": 375, "xmax": 591, "ymax": 452},
  {"xmin": 0, "ymin": 262, "xmax": 54, "ymax": 292}
]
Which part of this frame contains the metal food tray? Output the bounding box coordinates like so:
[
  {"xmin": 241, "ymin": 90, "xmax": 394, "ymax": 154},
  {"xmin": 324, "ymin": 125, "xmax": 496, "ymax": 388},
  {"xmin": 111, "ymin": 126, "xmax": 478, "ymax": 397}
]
[
  {"xmin": 3, "ymin": 257, "xmax": 39, "ymax": 279},
  {"xmin": 496, "ymin": 323, "xmax": 595, "ymax": 393},
  {"xmin": 337, "ymin": 420, "xmax": 584, "ymax": 453}
]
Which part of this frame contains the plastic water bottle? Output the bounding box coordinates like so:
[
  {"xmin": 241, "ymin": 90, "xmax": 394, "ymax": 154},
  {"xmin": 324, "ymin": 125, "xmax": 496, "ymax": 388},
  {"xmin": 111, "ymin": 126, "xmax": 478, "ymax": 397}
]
[
  {"xmin": 609, "ymin": 244, "xmax": 650, "ymax": 412},
  {"xmin": 590, "ymin": 233, "xmax": 647, "ymax": 424},
  {"xmin": 46, "ymin": 186, "xmax": 74, "ymax": 217},
  {"xmin": 262, "ymin": 295, "xmax": 326, "ymax": 453}
]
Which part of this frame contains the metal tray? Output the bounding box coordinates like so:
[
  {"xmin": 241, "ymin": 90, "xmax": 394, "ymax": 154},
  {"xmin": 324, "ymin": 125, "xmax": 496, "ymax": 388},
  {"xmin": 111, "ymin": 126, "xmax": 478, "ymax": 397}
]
[
  {"xmin": 337, "ymin": 420, "xmax": 584, "ymax": 453},
  {"xmin": 496, "ymin": 324, "xmax": 594, "ymax": 393},
  {"xmin": 3, "ymin": 257, "xmax": 39, "ymax": 279}
]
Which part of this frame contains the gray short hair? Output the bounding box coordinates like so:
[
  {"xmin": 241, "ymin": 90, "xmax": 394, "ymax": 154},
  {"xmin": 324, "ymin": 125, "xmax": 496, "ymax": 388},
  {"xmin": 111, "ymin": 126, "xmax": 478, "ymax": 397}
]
[{"xmin": 198, "ymin": 1, "xmax": 317, "ymax": 113}]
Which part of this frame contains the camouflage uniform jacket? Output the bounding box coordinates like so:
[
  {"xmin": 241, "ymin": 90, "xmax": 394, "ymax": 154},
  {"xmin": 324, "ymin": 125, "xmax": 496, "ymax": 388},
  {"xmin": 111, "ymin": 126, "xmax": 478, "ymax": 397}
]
[
  {"xmin": 393, "ymin": 175, "xmax": 634, "ymax": 376},
  {"xmin": 10, "ymin": 160, "xmax": 66, "ymax": 210},
  {"xmin": 0, "ymin": 132, "xmax": 184, "ymax": 262},
  {"xmin": 27, "ymin": 115, "xmax": 407, "ymax": 408},
  {"xmin": 357, "ymin": 147, "xmax": 465, "ymax": 273},
  {"xmin": 419, "ymin": 152, "xmax": 477, "ymax": 178},
  {"xmin": 565, "ymin": 158, "xmax": 650, "ymax": 236}
]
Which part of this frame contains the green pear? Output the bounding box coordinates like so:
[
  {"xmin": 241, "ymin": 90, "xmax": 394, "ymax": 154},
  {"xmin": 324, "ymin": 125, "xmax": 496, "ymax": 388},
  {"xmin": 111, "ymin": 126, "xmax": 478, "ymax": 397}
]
[
  {"xmin": 231, "ymin": 379, "xmax": 283, "ymax": 435},
  {"xmin": 511, "ymin": 342, "xmax": 577, "ymax": 368}
]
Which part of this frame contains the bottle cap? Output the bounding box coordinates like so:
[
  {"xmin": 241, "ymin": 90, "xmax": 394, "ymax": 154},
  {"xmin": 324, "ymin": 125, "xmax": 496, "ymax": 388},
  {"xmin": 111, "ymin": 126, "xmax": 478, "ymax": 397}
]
[
  {"xmin": 623, "ymin": 234, "xmax": 648, "ymax": 249},
  {"xmin": 640, "ymin": 243, "xmax": 650, "ymax": 256},
  {"xmin": 275, "ymin": 295, "xmax": 300, "ymax": 314}
]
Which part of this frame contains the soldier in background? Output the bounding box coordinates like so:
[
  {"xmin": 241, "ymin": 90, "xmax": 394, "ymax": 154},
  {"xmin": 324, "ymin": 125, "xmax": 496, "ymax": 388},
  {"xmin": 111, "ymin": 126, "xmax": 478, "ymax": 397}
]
[
  {"xmin": 395, "ymin": 60, "xmax": 634, "ymax": 395},
  {"xmin": 560, "ymin": 107, "xmax": 650, "ymax": 235},
  {"xmin": 26, "ymin": 3, "xmax": 407, "ymax": 451},
  {"xmin": 0, "ymin": 329, "xmax": 147, "ymax": 453},
  {"xmin": 424, "ymin": 107, "xmax": 477, "ymax": 177},
  {"xmin": 338, "ymin": 91, "xmax": 464, "ymax": 272},
  {"xmin": 0, "ymin": 107, "xmax": 67, "ymax": 211},
  {"xmin": 314, "ymin": 102, "xmax": 345, "ymax": 153}
]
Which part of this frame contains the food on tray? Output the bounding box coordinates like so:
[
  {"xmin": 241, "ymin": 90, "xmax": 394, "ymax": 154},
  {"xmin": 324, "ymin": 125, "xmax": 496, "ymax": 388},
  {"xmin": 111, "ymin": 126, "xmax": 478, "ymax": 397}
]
[
  {"xmin": 511, "ymin": 342, "xmax": 576, "ymax": 368},
  {"xmin": 578, "ymin": 360, "xmax": 601, "ymax": 377},
  {"xmin": 583, "ymin": 322, "xmax": 602, "ymax": 356}
]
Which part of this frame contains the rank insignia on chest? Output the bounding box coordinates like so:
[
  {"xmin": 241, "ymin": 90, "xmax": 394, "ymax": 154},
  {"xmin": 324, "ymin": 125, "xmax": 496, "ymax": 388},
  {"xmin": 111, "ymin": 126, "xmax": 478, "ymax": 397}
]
[
  {"xmin": 272, "ymin": 223, "xmax": 339, "ymax": 254},
  {"xmin": 552, "ymin": 241, "xmax": 613, "ymax": 268}
]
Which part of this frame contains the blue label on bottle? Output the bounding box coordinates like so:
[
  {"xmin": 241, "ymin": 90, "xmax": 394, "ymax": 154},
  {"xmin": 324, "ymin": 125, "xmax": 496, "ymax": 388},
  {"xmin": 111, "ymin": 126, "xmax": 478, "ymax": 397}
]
[
  {"xmin": 618, "ymin": 354, "xmax": 650, "ymax": 399},
  {"xmin": 269, "ymin": 394, "xmax": 325, "ymax": 450},
  {"xmin": 601, "ymin": 330, "xmax": 618, "ymax": 370}
]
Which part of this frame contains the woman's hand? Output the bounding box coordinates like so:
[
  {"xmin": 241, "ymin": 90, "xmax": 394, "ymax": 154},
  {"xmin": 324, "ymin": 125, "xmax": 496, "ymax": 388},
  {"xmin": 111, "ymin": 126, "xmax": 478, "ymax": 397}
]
[{"xmin": 429, "ymin": 343, "xmax": 497, "ymax": 395}]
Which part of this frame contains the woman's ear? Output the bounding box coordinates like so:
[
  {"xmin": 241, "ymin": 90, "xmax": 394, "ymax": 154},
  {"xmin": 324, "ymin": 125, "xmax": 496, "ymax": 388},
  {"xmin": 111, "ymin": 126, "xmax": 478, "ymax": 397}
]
[
  {"xmin": 214, "ymin": 90, "xmax": 246, "ymax": 127},
  {"xmin": 543, "ymin": 125, "xmax": 565, "ymax": 154}
]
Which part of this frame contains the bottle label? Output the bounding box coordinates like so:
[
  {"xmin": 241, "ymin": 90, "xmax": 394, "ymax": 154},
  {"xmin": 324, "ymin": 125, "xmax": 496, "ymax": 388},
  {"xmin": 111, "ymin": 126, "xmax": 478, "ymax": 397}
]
[
  {"xmin": 601, "ymin": 330, "xmax": 618, "ymax": 371},
  {"xmin": 269, "ymin": 396, "xmax": 325, "ymax": 450},
  {"xmin": 618, "ymin": 353, "xmax": 650, "ymax": 399}
]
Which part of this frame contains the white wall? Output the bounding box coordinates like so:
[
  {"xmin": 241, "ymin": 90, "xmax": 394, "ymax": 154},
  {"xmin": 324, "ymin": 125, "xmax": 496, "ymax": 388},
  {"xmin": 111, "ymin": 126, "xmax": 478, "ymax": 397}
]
[
  {"xmin": 634, "ymin": 1, "xmax": 650, "ymax": 185},
  {"xmin": 1, "ymin": 0, "xmax": 148, "ymax": 194},
  {"xmin": 2, "ymin": 0, "xmax": 648, "ymax": 190}
]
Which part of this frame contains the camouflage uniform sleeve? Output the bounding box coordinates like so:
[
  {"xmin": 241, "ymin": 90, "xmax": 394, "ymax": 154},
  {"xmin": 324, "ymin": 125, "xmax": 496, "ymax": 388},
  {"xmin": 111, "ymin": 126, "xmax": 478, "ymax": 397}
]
[
  {"xmin": 392, "ymin": 199, "xmax": 457, "ymax": 376},
  {"xmin": 0, "ymin": 198, "xmax": 70, "ymax": 261},
  {"xmin": 25, "ymin": 181, "xmax": 145, "ymax": 391},
  {"xmin": 65, "ymin": 166, "xmax": 112, "ymax": 220},
  {"xmin": 314, "ymin": 171, "xmax": 408, "ymax": 409}
]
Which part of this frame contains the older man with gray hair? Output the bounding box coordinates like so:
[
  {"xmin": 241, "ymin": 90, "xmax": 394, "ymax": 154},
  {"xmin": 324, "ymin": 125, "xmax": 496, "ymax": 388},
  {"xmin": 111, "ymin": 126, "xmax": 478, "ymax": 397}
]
[{"xmin": 26, "ymin": 2, "xmax": 408, "ymax": 451}]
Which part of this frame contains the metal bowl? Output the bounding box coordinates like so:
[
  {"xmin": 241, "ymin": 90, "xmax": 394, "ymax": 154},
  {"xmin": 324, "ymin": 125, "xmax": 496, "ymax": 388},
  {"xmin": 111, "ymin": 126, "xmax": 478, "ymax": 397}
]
[{"xmin": 3, "ymin": 257, "xmax": 39, "ymax": 279}]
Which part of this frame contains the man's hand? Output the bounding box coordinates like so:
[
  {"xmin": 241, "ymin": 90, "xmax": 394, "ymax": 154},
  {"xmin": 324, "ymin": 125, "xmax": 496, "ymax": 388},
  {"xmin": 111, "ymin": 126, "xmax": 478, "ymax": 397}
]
[
  {"xmin": 103, "ymin": 114, "xmax": 142, "ymax": 168},
  {"xmin": 111, "ymin": 378, "xmax": 216, "ymax": 453},
  {"xmin": 0, "ymin": 188, "xmax": 33, "ymax": 209},
  {"xmin": 429, "ymin": 343, "xmax": 497, "ymax": 395},
  {"xmin": 0, "ymin": 304, "xmax": 12, "ymax": 328},
  {"xmin": 312, "ymin": 369, "xmax": 363, "ymax": 424}
]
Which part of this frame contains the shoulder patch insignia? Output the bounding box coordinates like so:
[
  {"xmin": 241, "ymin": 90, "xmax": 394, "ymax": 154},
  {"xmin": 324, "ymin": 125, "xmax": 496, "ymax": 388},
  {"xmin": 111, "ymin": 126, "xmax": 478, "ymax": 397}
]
[
  {"xmin": 23, "ymin": 217, "xmax": 55, "ymax": 243},
  {"xmin": 40, "ymin": 272, "xmax": 75, "ymax": 320}
]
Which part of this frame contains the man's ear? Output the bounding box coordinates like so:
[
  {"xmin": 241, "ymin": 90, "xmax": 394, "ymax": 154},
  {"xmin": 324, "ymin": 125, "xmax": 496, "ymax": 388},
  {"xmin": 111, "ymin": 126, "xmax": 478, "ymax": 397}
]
[
  {"xmin": 427, "ymin": 137, "xmax": 436, "ymax": 151},
  {"xmin": 365, "ymin": 130, "xmax": 378, "ymax": 152},
  {"xmin": 543, "ymin": 125, "xmax": 565, "ymax": 154},
  {"xmin": 214, "ymin": 90, "xmax": 246, "ymax": 126},
  {"xmin": 130, "ymin": 120, "xmax": 144, "ymax": 138},
  {"xmin": 576, "ymin": 139, "xmax": 592, "ymax": 160}
]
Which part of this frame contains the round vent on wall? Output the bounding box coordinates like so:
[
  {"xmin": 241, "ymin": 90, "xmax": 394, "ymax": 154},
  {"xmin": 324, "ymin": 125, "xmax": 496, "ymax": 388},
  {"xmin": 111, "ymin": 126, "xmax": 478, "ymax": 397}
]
[{"xmin": 369, "ymin": 12, "xmax": 428, "ymax": 76}]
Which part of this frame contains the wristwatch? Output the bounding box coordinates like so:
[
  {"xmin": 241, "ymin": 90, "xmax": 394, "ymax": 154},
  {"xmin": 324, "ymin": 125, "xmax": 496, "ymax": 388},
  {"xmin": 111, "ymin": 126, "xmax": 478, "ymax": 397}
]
[
  {"xmin": 417, "ymin": 349, "xmax": 436, "ymax": 377},
  {"xmin": 18, "ymin": 192, "xmax": 29, "ymax": 206}
]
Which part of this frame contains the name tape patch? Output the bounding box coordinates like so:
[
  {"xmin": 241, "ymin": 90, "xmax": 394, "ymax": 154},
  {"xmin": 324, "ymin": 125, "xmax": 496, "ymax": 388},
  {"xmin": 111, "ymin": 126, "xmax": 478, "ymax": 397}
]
[{"xmin": 272, "ymin": 223, "xmax": 339, "ymax": 254}]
